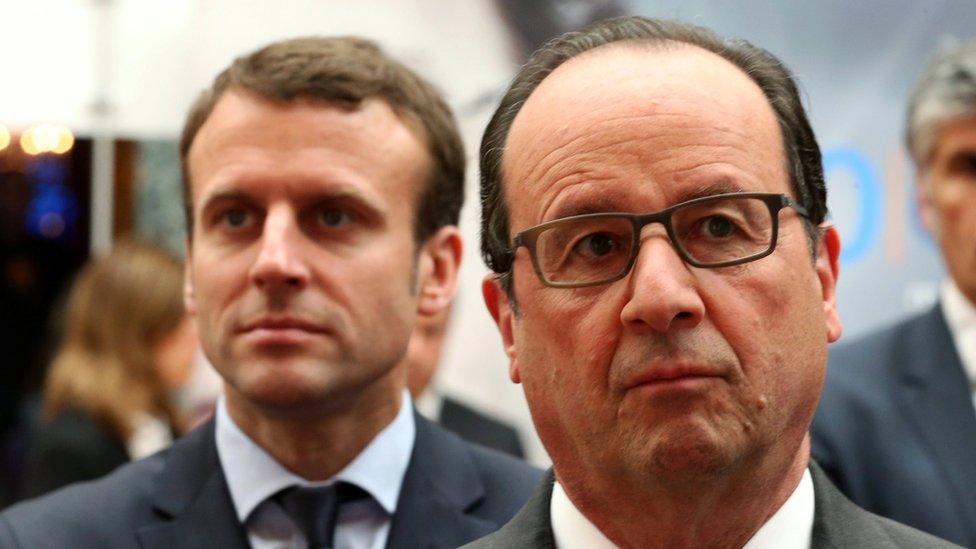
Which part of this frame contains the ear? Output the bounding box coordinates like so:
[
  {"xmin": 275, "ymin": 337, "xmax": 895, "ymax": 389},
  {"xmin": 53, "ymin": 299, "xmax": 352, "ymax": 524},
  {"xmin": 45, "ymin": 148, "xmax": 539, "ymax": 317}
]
[
  {"xmin": 815, "ymin": 223, "xmax": 842, "ymax": 343},
  {"xmin": 914, "ymin": 170, "xmax": 938, "ymax": 235},
  {"xmin": 416, "ymin": 226, "xmax": 463, "ymax": 318},
  {"xmin": 183, "ymin": 238, "xmax": 197, "ymax": 315},
  {"xmin": 482, "ymin": 274, "xmax": 521, "ymax": 384}
]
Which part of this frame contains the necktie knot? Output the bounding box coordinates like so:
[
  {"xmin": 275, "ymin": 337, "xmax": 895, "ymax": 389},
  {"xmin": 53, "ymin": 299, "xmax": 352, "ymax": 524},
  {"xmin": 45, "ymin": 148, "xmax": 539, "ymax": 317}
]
[{"xmin": 274, "ymin": 481, "xmax": 369, "ymax": 549}]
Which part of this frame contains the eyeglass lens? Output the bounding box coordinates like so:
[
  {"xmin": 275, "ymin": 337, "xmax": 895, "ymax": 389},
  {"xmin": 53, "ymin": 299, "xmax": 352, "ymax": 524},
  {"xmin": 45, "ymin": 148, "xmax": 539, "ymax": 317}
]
[{"xmin": 533, "ymin": 196, "xmax": 775, "ymax": 284}]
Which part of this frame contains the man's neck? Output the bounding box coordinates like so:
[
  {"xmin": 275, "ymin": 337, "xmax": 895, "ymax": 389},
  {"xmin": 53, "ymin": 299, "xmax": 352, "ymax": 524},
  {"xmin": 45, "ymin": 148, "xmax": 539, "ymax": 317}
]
[
  {"xmin": 224, "ymin": 381, "xmax": 404, "ymax": 481},
  {"xmin": 558, "ymin": 438, "xmax": 811, "ymax": 549}
]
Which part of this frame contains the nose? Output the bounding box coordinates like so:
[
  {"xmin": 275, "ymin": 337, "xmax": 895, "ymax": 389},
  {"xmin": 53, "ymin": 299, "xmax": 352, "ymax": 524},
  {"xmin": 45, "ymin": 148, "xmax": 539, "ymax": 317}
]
[
  {"xmin": 249, "ymin": 206, "xmax": 311, "ymax": 293},
  {"xmin": 619, "ymin": 234, "xmax": 705, "ymax": 334}
]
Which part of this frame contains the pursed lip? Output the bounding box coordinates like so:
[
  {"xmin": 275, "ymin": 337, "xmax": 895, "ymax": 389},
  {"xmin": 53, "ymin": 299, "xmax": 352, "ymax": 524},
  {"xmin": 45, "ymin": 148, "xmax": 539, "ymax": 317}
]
[
  {"xmin": 236, "ymin": 316, "xmax": 332, "ymax": 335},
  {"xmin": 625, "ymin": 363, "xmax": 727, "ymax": 390}
]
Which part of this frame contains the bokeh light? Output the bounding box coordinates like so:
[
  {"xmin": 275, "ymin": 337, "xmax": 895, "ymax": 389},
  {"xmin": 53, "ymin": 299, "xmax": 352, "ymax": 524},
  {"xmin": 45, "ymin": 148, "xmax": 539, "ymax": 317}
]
[
  {"xmin": 53, "ymin": 127, "xmax": 74, "ymax": 154},
  {"xmin": 0, "ymin": 124, "xmax": 10, "ymax": 152},
  {"xmin": 20, "ymin": 128, "xmax": 40, "ymax": 155},
  {"xmin": 38, "ymin": 212, "xmax": 67, "ymax": 238},
  {"xmin": 18, "ymin": 124, "xmax": 75, "ymax": 155}
]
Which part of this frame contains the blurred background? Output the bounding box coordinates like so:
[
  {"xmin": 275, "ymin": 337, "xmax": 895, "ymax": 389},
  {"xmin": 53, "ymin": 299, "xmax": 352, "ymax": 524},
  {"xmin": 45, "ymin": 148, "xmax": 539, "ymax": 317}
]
[{"xmin": 1, "ymin": 0, "xmax": 974, "ymax": 503}]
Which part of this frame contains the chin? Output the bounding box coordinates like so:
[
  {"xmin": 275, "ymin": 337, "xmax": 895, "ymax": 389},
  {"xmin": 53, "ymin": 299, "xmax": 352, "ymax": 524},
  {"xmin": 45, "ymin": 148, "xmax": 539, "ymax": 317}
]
[
  {"xmin": 245, "ymin": 380, "xmax": 333, "ymax": 412},
  {"xmin": 233, "ymin": 362, "xmax": 338, "ymax": 410},
  {"xmin": 635, "ymin": 420, "xmax": 744, "ymax": 480}
]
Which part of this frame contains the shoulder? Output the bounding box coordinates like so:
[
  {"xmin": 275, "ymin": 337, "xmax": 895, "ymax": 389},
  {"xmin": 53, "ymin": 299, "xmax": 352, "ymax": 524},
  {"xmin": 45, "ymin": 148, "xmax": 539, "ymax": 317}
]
[
  {"xmin": 870, "ymin": 516, "xmax": 966, "ymax": 548},
  {"xmin": 810, "ymin": 463, "xmax": 962, "ymax": 548},
  {"xmin": 464, "ymin": 435, "xmax": 543, "ymax": 497},
  {"xmin": 0, "ymin": 450, "xmax": 167, "ymax": 547},
  {"xmin": 816, "ymin": 306, "xmax": 951, "ymax": 420},
  {"xmin": 0, "ymin": 419, "xmax": 218, "ymax": 548},
  {"xmin": 827, "ymin": 312, "xmax": 927, "ymax": 376},
  {"xmin": 461, "ymin": 470, "xmax": 555, "ymax": 549},
  {"xmin": 819, "ymin": 309, "xmax": 941, "ymax": 406},
  {"xmin": 440, "ymin": 398, "xmax": 525, "ymax": 457},
  {"xmin": 21, "ymin": 409, "xmax": 130, "ymax": 499},
  {"xmin": 31, "ymin": 409, "xmax": 129, "ymax": 458},
  {"xmin": 412, "ymin": 414, "xmax": 542, "ymax": 516},
  {"xmin": 31, "ymin": 409, "xmax": 119, "ymax": 448},
  {"xmin": 440, "ymin": 398, "xmax": 520, "ymax": 441}
]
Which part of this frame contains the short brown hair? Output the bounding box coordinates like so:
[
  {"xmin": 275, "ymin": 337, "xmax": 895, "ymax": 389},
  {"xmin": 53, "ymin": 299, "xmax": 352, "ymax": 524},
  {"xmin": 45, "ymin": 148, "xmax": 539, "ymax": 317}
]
[
  {"xmin": 481, "ymin": 17, "xmax": 826, "ymax": 292},
  {"xmin": 43, "ymin": 238, "xmax": 186, "ymax": 440},
  {"xmin": 180, "ymin": 36, "xmax": 465, "ymax": 243}
]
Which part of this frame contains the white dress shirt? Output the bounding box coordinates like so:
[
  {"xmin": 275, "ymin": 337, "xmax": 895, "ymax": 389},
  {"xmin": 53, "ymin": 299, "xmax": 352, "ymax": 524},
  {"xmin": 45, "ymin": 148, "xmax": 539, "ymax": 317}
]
[
  {"xmin": 940, "ymin": 279, "xmax": 976, "ymax": 411},
  {"xmin": 550, "ymin": 468, "xmax": 814, "ymax": 549},
  {"xmin": 215, "ymin": 391, "xmax": 416, "ymax": 549}
]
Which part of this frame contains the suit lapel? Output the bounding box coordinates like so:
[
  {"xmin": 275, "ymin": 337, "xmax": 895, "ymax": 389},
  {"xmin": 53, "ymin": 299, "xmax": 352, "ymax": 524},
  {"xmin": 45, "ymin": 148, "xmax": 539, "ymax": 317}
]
[
  {"xmin": 810, "ymin": 461, "xmax": 891, "ymax": 549},
  {"xmin": 386, "ymin": 414, "xmax": 497, "ymax": 549},
  {"xmin": 135, "ymin": 419, "xmax": 250, "ymax": 549},
  {"xmin": 482, "ymin": 469, "xmax": 556, "ymax": 549},
  {"xmin": 897, "ymin": 305, "xmax": 976, "ymax": 537}
]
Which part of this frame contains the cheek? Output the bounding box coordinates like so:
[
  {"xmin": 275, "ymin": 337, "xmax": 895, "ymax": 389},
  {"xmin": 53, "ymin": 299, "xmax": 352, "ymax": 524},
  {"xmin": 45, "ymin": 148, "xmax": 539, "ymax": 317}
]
[
  {"xmin": 190, "ymin": 258, "xmax": 248, "ymax": 354},
  {"xmin": 939, "ymin": 197, "xmax": 976, "ymax": 246},
  {"xmin": 339, "ymin": 246, "xmax": 419, "ymax": 352},
  {"xmin": 712, "ymin": 261, "xmax": 825, "ymax": 413},
  {"xmin": 515, "ymin": 284, "xmax": 623, "ymax": 407}
]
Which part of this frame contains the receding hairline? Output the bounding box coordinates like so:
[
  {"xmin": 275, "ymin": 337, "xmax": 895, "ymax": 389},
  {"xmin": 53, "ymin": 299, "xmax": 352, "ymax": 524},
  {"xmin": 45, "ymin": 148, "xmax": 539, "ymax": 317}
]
[{"xmin": 499, "ymin": 39, "xmax": 783, "ymax": 198}]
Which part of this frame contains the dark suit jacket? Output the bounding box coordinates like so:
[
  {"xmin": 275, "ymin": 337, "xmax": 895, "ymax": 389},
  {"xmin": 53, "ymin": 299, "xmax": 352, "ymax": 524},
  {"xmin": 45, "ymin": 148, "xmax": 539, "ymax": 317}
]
[
  {"xmin": 20, "ymin": 408, "xmax": 130, "ymax": 500},
  {"xmin": 0, "ymin": 413, "xmax": 542, "ymax": 548},
  {"xmin": 462, "ymin": 463, "xmax": 958, "ymax": 548},
  {"xmin": 439, "ymin": 397, "xmax": 525, "ymax": 459},
  {"xmin": 811, "ymin": 304, "xmax": 976, "ymax": 547}
]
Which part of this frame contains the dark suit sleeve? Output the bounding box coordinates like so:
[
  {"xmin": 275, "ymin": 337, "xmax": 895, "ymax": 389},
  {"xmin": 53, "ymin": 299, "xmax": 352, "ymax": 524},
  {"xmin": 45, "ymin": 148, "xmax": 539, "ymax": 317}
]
[{"xmin": 20, "ymin": 411, "xmax": 129, "ymax": 499}]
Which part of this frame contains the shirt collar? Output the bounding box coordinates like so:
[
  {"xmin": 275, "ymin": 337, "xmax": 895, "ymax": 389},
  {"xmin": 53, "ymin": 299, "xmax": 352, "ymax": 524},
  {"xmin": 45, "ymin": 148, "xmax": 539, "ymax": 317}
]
[
  {"xmin": 743, "ymin": 468, "xmax": 814, "ymax": 549},
  {"xmin": 215, "ymin": 390, "xmax": 416, "ymax": 523},
  {"xmin": 550, "ymin": 468, "xmax": 814, "ymax": 549},
  {"xmin": 941, "ymin": 279, "xmax": 976, "ymax": 386},
  {"xmin": 550, "ymin": 480, "xmax": 616, "ymax": 548}
]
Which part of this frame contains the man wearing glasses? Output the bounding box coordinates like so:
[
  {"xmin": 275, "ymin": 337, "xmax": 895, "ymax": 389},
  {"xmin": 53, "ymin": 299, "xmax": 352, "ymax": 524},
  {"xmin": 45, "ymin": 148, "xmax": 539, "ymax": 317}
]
[{"xmin": 466, "ymin": 16, "xmax": 955, "ymax": 548}]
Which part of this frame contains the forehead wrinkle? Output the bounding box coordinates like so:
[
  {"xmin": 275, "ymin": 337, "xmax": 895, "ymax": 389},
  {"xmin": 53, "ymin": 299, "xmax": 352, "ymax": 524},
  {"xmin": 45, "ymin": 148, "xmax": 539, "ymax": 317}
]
[
  {"xmin": 510, "ymin": 119, "xmax": 774, "ymax": 227},
  {"xmin": 508, "ymin": 94, "xmax": 772, "ymax": 189},
  {"xmin": 503, "ymin": 44, "xmax": 788, "ymax": 239}
]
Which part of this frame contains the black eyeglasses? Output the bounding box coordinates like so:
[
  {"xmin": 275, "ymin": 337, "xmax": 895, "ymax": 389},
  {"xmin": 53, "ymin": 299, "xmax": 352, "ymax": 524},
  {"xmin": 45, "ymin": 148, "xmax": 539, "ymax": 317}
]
[{"xmin": 508, "ymin": 192, "xmax": 810, "ymax": 288}]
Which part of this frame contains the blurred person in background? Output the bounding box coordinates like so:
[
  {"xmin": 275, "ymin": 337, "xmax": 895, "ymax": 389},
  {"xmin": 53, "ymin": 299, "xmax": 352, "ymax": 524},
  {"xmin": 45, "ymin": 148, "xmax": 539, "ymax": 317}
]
[
  {"xmin": 812, "ymin": 39, "xmax": 976, "ymax": 547},
  {"xmin": 406, "ymin": 306, "xmax": 524, "ymax": 458},
  {"xmin": 20, "ymin": 238, "xmax": 196, "ymax": 499}
]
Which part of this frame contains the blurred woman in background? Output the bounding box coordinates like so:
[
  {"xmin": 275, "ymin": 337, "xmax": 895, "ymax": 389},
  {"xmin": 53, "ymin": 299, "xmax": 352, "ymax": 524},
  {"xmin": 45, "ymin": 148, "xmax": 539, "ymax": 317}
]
[{"xmin": 21, "ymin": 239, "xmax": 196, "ymax": 498}]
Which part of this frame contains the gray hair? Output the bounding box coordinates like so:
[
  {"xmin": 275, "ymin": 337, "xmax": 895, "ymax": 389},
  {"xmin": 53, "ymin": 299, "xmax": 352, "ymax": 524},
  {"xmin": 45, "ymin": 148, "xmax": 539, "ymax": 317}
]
[{"xmin": 906, "ymin": 39, "xmax": 976, "ymax": 170}]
